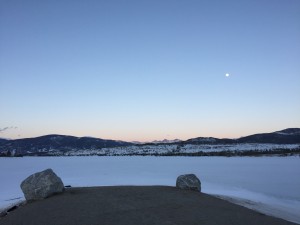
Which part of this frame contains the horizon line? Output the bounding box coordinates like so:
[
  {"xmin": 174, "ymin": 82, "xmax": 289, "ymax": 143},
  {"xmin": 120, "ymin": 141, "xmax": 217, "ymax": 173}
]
[{"xmin": 1, "ymin": 127, "xmax": 298, "ymax": 142}]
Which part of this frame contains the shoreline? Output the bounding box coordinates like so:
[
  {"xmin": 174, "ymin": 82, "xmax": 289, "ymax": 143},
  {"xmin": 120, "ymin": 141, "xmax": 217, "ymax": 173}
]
[
  {"xmin": 2, "ymin": 186, "xmax": 299, "ymax": 224},
  {"xmin": 0, "ymin": 186, "xmax": 298, "ymax": 225},
  {"xmin": 213, "ymin": 194, "xmax": 300, "ymax": 224}
]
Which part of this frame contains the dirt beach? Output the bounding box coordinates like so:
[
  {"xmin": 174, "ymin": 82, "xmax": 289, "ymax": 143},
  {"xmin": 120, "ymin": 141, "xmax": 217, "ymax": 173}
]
[{"xmin": 0, "ymin": 186, "xmax": 297, "ymax": 225}]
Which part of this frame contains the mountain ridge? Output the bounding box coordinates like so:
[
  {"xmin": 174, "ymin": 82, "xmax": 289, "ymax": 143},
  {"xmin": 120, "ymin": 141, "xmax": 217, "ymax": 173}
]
[
  {"xmin": 0, "ymin": 134, "xmax": 132, "ymax": 155},
  {"xmin": 0, "ymin": 128, "xmax": 299, "ymax": 156},
  {"xmin": 186, "ymin": 128, "xmax": 300, "ymax": 145}
]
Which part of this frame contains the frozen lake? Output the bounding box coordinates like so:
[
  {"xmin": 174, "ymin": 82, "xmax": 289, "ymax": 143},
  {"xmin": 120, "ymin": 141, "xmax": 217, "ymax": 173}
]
[{"xmin": 1, "ymin": 156, "xmax": 300, "ymax": 223}]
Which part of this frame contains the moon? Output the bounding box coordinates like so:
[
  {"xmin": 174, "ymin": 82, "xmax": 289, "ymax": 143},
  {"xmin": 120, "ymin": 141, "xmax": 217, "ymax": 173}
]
[{"xmin": 225, "ymin": 73, "xmax": 230, "ymax": 77}]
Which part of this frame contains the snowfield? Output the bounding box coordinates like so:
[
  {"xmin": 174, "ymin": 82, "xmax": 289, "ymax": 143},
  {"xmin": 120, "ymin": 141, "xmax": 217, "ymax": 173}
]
[{"xmin": 1, "ymin": 156, "xmax": 300, "ymax": 223}]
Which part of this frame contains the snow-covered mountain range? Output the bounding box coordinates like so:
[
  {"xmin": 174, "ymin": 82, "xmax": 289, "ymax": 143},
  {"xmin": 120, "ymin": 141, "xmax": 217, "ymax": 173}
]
[{"xmin": 0, "ymin": 128, "xmax": 299, "ymax": 156}]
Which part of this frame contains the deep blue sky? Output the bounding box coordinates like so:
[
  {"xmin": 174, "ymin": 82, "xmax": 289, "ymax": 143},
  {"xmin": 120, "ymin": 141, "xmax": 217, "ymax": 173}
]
[{"xmin": 1, "ymin": 0, "xmax": 300, "ymax": 141}]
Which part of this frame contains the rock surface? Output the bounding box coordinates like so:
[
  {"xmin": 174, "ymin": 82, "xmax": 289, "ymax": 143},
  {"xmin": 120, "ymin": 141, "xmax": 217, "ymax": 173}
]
[
  {"xmin": 176, "ymin": 174, "xmax": 201, "ymax": 192},
  {"xmin": 20, "ymin": 169, "xmax": 64, "ymax": 201}
]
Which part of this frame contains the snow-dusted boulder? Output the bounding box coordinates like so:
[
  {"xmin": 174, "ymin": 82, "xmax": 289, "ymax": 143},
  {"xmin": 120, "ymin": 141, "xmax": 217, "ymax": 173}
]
[
  {"xmin": 20, "ymin": 169, "xmax": 64, "ymax": 201},
  {"xmin": 176, "ymin": 174, "xmax": 201, "ymax": 192}
]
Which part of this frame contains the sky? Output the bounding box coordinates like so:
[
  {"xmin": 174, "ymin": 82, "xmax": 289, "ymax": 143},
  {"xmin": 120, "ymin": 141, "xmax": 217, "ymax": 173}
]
[{"xmin": 0, "ymin": 0, "xmax": 300, "ymax": 142}]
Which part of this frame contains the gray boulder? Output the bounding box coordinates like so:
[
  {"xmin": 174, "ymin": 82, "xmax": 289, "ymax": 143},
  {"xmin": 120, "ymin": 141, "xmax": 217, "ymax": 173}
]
[
  {"xmin": 176, "ymin": 174, "xmax": 201, "ymax": 192},
  {"xmin": 20, "ymin": 169, "xmax": 64, "ymax": 201}
]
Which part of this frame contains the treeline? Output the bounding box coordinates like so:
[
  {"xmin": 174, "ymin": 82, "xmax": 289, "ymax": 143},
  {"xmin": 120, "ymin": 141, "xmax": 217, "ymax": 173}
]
[
  {"xmin": 115, "ymin": 148, "xmax": 300, "ymax": 157},
  {"xmin": 1, "ymin": 148, "xmax": 299, "ymax": 157},
  {"xmin": 0, "ymin": 150, "xmax": 23, "ymax": 157}
]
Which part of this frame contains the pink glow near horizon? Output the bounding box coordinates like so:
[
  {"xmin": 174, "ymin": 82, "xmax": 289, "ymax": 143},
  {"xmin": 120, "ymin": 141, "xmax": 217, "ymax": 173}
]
[{"xmin": 0, "ymin": 126, "xmax": 293, "ymax": 142}]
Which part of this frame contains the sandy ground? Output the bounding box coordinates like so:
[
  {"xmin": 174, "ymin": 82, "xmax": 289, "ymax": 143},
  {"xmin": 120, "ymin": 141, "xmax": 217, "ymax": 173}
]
[
  {"xmin": 214, "ymin": 194, "xmax": 300, "ymax": 224},
  {"xmin": 0, "ymin": 186, "xmax": 297, "ymax": 225}
]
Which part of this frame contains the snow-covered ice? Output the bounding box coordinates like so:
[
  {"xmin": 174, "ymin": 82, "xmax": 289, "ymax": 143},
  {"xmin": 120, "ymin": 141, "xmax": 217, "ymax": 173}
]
[{"xmin": 0, "ymin": 156, "xmax": 299, "ymax": 223}]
